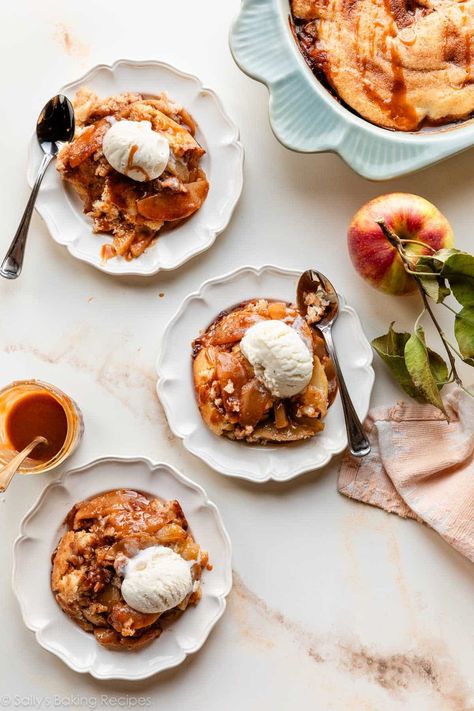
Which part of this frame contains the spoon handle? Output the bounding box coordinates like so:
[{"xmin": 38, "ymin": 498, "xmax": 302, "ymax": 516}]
[
  {"xmin": 321, "ymin": 327, "xmax": 371, "ymax": 458},
  {"xmin": 0, "ymin": 153, "xmax": 54, "ymax": 280},
  {"xmin": 0, "ymin": 436, "xmax": 47, "ymax": 493}
]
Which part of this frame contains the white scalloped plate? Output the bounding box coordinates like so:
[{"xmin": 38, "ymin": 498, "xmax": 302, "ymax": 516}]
[
  {"xmin": 156, "ymin": 265, "xmax": 374, "ymax": 482},
  {"xmin": 27, "ymin": 59, "xmax": 244, "ymax": 276},
  {"xmin": 230, "ymin": 0, "xmax": 474, "ymax": 180},
  {"xmin": 12, "ymin": 457, "xmax": 232, "ymax": 680}
]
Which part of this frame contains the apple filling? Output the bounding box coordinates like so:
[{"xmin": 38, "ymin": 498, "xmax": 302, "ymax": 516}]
[
  {"xmin": 51, "ymin": 489, "xmax": 208, "ymax": 651},
  {"xmin": 57, "ymin": 88, "xmax": 209, "ymax": 261},
  {"xmin": 192, "ymin": 299, "xmax": 337, "ymax": 443}
]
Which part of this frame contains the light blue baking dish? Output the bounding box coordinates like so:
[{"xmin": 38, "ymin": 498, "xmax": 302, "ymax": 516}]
[{"xmin": 230, "ymin": 0, "xmax": 474, "ymax": 180}]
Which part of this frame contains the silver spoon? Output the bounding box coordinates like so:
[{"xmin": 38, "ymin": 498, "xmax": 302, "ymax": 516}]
[
  {"xmin": 0, "ymin": 95, "xmax": 75, "ymax": 280},
  {"xmin": 297, "ymin": 269, "xmax": 371, "ymax": 458}
]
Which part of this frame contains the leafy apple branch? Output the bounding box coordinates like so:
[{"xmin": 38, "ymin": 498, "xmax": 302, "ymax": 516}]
[{"xmin": 372, "ymin": 219, "xmax": 474, "ymax": 416}]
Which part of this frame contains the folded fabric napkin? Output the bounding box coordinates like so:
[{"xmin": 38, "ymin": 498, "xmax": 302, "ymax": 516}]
[{"xmin": 338, "ymin": 387, "xmax": 474, "ymax": 562}]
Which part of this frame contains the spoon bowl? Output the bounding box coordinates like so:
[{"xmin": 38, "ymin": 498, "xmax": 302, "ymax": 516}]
[
  {"xmin": 0, "ymin": 95, "xmax": 75, "ymax": 279},
  {"xmin": 37, "ymin": 94, "xmax": 75, "ymax": 151},
  {"xmin": 297, "ymin": 269, "xmax": 339, "ymax": 328}
]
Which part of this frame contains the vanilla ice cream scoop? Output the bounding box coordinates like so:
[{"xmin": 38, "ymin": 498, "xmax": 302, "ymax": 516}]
[
  {"xmin": 102, "ymin": 120, "xmax": 170, "ymax": 182},
  {"xmin": 121, "ymin": 545, "xmax": 193, "ymax": 614},
  {"xmin": 240, "ymin": 320, "xmax": 313, "ymax": 398}
]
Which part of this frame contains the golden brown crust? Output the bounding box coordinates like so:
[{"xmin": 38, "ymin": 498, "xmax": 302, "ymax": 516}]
[
  {"xmin": 291, "ymin": 0, "xmax": 474, "ymax": 131},
  {"xmin": 51, "ymin": 489, "xmax": 207, "ymax": 651},
  {"xmin": 57, "ymin": 89, "xmax": 209, "ymax": 260},
  {"xmin": 192, "ymin": 299, "xmax": 336, "ymax": 444}
]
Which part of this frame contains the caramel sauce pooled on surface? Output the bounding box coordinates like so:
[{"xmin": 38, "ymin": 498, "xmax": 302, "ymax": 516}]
[{"xmin": 5, "ymin": 392, "xmax": 68, "ymax": 461}]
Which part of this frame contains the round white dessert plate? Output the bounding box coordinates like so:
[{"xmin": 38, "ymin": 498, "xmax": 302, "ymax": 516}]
[
  {"xmin": 156, "ymin": 265, "xmax": 375, "ymax": 483},
  {"xmin": 12, "ymin": 457, "xmax": 232, "ymax": 680},
  {"xmin": 27, "ymin": 59, "xmax": 244, "ymax": 276}
]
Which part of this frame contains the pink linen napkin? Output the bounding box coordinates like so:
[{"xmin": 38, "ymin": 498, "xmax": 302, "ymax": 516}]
[{"xmin": 338, "ymin": 387, "xmax": 474, "ymax": 562}]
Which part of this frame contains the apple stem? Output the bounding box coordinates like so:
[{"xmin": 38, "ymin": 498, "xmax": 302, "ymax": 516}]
[
  {"xmin": 414, "ymin": 308, "xmax": 426, "ymax": 332},
  {"xmin": 375, "ymin": 220, "xmax": 437, "ymax": 253},
  {"xmin": 375, "ymin": 219, "xmax": 401, "ymax": 248},
  {"xmin": 404, "ymin": 268, "xmax": 438, "ymax": 277},
  {"xmin": 445, "ymin": 339, "xmax": 469, "ymax": 363},
  {"xmin": 375, "ymin": 219, "xmax": 418, "ymax": 272},
  {"xmin": 398, "ymin": 238, "xmax": 437, "ymax": 253},
  {"xmin": 376, "ymin": 218, "xmax": 464, "ymax": 388},
  {"xmin": 417, "ymin": 285, "xmax": 463, "ymax": 386},
  {"xmin": 376, "ymin": 219, "xmax": 439, "ymax": 276}
]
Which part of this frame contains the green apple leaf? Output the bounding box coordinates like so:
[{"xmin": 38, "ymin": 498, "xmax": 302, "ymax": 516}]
[
  {"xmin": 432, "ymin": 248, "xmax": 462, "ymax": 264},
  {"xmin": 440, "ymin": 252, "xmax": 474, "ymax": 306},
  {"xmin": 427, "ymin": 279, "xmax": 451, "ymax": 303},
  {"xmin": 372, "ymin": 324, "xmax": 419, "ymax": 399},
  {"xmin": 416, "ymin": 254, "xmax": 444, "ymax": 273},
  {"xmin": 372, "ymin": 324, "xmax": 449, "ymax": 404},
  {"xmin": 415, "ymin": 257, "xmax": 450, "ymax": 303},
  {"xmin": 427, "ymin": 349, "xmax": 451, "ymax": 387},
  {"xmin": 404, "ymin": 327, "xmax": 448, "ymax": 415},
  {"xmin": 454, "ymin": 306, "xmax": 474, "ymax": 365}
]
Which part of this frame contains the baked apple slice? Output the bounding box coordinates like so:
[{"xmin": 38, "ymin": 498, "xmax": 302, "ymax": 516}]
[
  {"xmin": 239, "ymin": 379, "xmax": 273, "ymax": 428},
  {"xmin": 67, "ymin": 119, "xmax": 110, "ymax": 168},
  {"xmin": 136, "ymin": 176, "xmax": 209, "ymax": 222}
]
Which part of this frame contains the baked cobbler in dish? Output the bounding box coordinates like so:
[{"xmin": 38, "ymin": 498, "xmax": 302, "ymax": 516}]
[
  {"xmin": 57, "ymin": 89, "xmax": 209, "ymax": 260},
  {"xmin": 291, "ymin": 0, "xmax": 474, "ymax": 131},
  {"xmin": 192, "ymin": 299, "xmax": 337, "ymax": 443},
  {"xmin": 51, "ymin": 489, "xmax": 208, "ymax": 651}
]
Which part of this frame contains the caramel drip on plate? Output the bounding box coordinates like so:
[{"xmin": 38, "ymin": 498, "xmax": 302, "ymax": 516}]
[{"xmin": 124, "ymin": 144, "xmax": 150, "ymax": 181}]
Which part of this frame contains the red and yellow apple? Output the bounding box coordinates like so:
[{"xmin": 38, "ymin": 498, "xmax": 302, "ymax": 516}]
[{"xmin": 347, "ymin": 193, "xmax": 455, "ymax": 295}]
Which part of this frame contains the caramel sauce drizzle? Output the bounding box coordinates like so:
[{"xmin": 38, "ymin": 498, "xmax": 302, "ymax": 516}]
[
  {"xmin": 355, "ymin": 0, "xmax": 418, "ymax": 129},
  {"xmin": 124, "ymin": 144, "xmax": 150, "ymax": 181}
]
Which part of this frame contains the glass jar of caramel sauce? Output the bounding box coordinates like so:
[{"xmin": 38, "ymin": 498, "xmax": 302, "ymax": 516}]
[{"xmin": 0, "ymin": 380, "xmax": 83, "ymax": 474}]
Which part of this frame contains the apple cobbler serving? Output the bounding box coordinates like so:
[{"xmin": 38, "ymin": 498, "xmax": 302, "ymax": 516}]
[
  {"xmin": 51, "ymin": 489, "xmax": 208, "ymax": 651},
  {"xmin": 291, "ymin": 0, "xmax": 474, "ymax": 131},
  {"xmin": 192, "ymin": 299, "xmax": 337, "ymax": 443},
  {"xmin": 57, "ymin": 88, "xmax": 209, "ymax": 261}
]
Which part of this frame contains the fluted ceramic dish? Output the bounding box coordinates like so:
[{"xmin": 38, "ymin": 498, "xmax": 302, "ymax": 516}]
[
  {"xmin": 12, "ymin": 457, "xmax": 232, "ymax": 680},
  {"xmin": 156, "ymin": 265, "xmax": 374, "ymax": 482},
  {"xmin": 230, "ymin": 0, "xmax": 474, "ymax": 180},
  {"xmin": 27, "ymin": 59, "xmax": 244, "ymax": 276}
]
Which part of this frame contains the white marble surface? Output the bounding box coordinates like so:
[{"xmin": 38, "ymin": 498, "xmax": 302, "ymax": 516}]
[{"xmin": 0, "ymin": 1, "xmax": 473, "ymax": 709}]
